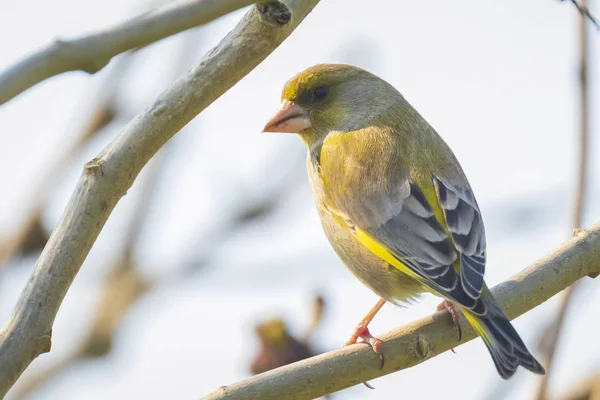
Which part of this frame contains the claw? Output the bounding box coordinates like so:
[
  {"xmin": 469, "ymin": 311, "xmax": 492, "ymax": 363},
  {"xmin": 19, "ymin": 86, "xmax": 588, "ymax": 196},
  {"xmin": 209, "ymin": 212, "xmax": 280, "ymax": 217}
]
[
  {"xmin": 346, "ymin": 298, "xmax": 387, "ymax": 388},
  {"xmin": 346, "ymin": 324, "xmax": 385, "ymax": 369},
  {"xmin": 346, "ymin": 324, "xmax": 384, "ymax": 388},
  {"xmin": 363, "ymin": 381, "xmax": 376, "ymax": 390},
  {"xmin": 436, "ymin": 300, "xmax": 463, "ymax": 350}
]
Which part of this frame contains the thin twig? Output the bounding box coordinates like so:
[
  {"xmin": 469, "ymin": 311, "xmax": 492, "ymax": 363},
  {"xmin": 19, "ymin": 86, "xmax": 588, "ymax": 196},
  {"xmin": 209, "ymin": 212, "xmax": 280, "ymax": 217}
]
[
  {"xmin": 199, "ymin": 224, "xmax": 600, "ymax": 400},
  {"xmin": 563, "ymin": 0, "xmax": 600, "ymax": 30},
  {"xmin": 0, "ymin": 1, "xmax": 321, "ymax": 397},
  {"xmin": 534, "ymin": 2, "xmax": 591, "ymax": 399},
  {"xmin": 0, "ymin": 0, "xmax": 259, "ymax": 105}
]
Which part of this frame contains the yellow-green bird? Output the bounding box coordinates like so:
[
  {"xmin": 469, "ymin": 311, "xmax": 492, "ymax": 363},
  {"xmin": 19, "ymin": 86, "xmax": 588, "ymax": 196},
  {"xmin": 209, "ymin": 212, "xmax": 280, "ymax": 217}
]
[{"xmin": 262, "ymin": 64, "xmax": 545, "ymax": 379}]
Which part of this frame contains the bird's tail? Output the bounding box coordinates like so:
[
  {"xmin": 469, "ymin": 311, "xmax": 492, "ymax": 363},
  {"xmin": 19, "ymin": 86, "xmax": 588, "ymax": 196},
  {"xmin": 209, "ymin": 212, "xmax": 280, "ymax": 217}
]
[{"xmin": 462, "ymin": 292, "xmax": 546, "ymax": 379}]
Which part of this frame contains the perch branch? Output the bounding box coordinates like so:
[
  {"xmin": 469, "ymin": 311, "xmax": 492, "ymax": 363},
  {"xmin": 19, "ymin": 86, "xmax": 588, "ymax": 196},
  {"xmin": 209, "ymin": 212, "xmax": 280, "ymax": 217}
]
[
  {"xmin": 0, "ymin": 1, "xmax": 320, "ymax": 397},
  {"xmin": 0, "ymin": 0, "xmax": 258, "ymax": 105},
  {"xmin": 200, "ymin": 223, "xmax": 600, "ymax": 400}
]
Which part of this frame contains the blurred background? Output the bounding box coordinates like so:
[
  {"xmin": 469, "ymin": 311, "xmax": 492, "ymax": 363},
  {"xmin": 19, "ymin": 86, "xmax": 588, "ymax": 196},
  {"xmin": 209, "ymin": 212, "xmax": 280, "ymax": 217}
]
[{"xmin": 0, "ymin": 0, "xmax": 599, "ymax": 399}]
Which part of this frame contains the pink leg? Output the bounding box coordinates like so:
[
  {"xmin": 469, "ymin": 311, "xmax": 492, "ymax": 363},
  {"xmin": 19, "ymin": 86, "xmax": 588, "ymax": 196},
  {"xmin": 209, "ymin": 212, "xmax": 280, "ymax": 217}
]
[{"xmin": 346, "ymin": 298, "xmax": 386, "ymax": 370}]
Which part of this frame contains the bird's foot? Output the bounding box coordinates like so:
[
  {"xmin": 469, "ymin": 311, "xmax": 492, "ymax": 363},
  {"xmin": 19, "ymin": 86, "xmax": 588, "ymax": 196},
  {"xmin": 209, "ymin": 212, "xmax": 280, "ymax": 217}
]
[
  {"xmin": 346, "ymin": 323, "xmax": 384, "ymax": 369},
  {"xmin": 346, "ymin": 324, "xmax": 383, "ymax": 390},
  {"xmin": 436, "ymin": 299, "xmax": 462, "ymax": 352}
]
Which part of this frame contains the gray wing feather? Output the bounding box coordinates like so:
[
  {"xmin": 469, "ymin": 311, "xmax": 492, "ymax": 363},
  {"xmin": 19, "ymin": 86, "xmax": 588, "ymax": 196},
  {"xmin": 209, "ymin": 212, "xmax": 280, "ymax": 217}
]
[
  {"xmin": 433, "ymin": 175, "xmax": 486, "ymax": 299},
  {"xmin": 339, "ymin": 172, "xmax": 487, "ymax": 313},
  {"xmin": 359, "ymin": 180, "xmax": 481, "ymax": 310}
]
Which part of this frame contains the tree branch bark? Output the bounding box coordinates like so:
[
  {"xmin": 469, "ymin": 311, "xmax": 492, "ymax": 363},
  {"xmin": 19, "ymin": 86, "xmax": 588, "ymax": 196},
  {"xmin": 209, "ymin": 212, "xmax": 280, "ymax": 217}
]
[
  {"xmin": 0, "ymin": 53, "xmax": 132, "ymax": 270},
  {"xmin": 0, "ymin": 0, "xmax": 258, "ymax": 106},
  {"xmin": 200, "ymin": 223, "xmax": 600, "ymax": 400},
  {"xmin": 0, "ymin": 1, "xmax": 320, "ymax": 397}
]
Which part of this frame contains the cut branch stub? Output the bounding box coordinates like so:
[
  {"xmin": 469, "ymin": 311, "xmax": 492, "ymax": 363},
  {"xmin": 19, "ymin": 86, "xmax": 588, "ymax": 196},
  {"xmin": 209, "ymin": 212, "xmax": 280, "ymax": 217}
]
[{"xmin": 258, "ymin": 2, "xmax": 292, "ymax": 25}]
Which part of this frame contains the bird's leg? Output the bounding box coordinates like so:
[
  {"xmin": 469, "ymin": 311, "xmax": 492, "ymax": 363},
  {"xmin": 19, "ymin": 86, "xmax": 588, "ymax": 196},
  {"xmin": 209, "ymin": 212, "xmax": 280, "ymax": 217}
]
[
  {"xmin": 436, "ymin": 299, "xmax": 463, "ymax": 350},
  {"xmin": 346, "ymin": 297, "xmax": 386, "ymax": 369}
]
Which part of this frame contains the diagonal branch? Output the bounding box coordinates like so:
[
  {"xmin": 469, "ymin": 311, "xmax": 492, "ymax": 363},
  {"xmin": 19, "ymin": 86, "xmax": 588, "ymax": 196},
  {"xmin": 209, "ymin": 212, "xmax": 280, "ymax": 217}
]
[
  {"xmin": 0, "ymin": 0, "xmax": 258, "ymax": 106},
  {"xmin": 200, "ymin": 223, "xmax": 600, "ymax": 400},
  {"xmin": 0, "ymin": 53, "xmax": 132, "ymax": 270},
  {"xmin": 563, "ymin": 0, "xmax": 600, "ymax": 30},
  {"xmin": 0, "ymin": 1, "xmax": 320, "ymax": 397}
]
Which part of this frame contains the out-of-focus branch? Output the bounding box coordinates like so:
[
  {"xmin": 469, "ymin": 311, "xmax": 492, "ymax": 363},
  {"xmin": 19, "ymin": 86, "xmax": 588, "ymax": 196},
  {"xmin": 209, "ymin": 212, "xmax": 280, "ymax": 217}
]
[
  {"xmin": 555, "ymin": 372, "xmax": 600, "ymax": 400},
  {"xmin": 0, "ymin": 1, "xmax": 320, "ymax": 397},
  {"xmin": 534, "ymin": 2, "xmax": 592, "ymax": 398},
  {"xmin": 12, "ymin": 262, "xmax": 150, "ymax": 399},
  {"xmin": 0, "ymin": 56, "xmax": 132, "ymax": 269},
  {"xmin": 0, "ymin": 0, "xmax": 259, "ymax": 105},
  {"xmin": 13, "ymin": 21, "xmax": 210, "ymax": 395},
  {"xmin": 200, "ymin": 224, "xmax": 600, "ymax": 400},
  {"xmin": 562, "ymin": 0, "xmax": 600, "ymax": 30},
  {"xmin": 12, "ymin": 152, "xmax": 165, "ymax": 399},
  {"xmin": 572, "ymin": 0, "xmax": 591, "ymax": 233}
]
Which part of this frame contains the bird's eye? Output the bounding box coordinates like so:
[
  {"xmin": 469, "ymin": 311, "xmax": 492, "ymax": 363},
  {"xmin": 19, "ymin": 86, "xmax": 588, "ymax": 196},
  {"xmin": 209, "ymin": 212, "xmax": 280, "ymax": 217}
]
[{"xmin": 313, "ymin": 85, "xmax": 329, "ymax": 101}]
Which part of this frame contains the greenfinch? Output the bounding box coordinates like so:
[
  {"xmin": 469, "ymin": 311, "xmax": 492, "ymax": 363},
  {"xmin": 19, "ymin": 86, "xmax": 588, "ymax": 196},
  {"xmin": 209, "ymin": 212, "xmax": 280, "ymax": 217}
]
[
  {"xmin": 262, "ymin": 64, "xmax": 545, "ymax": 379},
  {"xmin": 250, "ymin": 295, "xmax": 325, "ymax": 375},
  {"xmin": 250, "ymin": 319, "xmax": 314, "ymax": 375}
]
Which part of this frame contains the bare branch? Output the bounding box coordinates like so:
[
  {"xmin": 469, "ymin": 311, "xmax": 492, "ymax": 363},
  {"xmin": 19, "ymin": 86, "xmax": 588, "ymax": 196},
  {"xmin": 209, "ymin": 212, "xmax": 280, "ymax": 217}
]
[
  {"xmin": 555, "ymin": 371, "xmax": 600, "ymax": 400},
  {"xmin": 12, "ymin": 26, "xmax": 212, "ymax": 396},
  {"xmin": 0, "ymin": 0, "xmax": 259, "ymax": 105},
  {"xmin": 563, "ymin": 0, "xmax": 600, "ymax": 30},
  {"xmin": 535, "ymin": 2, "xmax": 592, "ymax": 398},
  {"xmin": 200, "ymin": 224, "xmax": 600, "ymax": 400},
  {"xmin": 0, "ymin": 1, "xmax": 320, "ymax": 396},
  {"xmin": 0, "ymin": 55, "xmax": 132, "ymax": 270},
  {"xmin": 11, "ymin": 154, "xmax": 164, "ymax": 399}
]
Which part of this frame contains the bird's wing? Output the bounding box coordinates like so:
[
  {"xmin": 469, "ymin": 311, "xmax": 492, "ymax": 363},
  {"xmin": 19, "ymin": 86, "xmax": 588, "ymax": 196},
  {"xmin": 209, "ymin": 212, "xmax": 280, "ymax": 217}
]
[
  {"xmin": 330, "ymin": 172, "xmax": 487, "ymax": 313},
  {"xmin": 433, "ymin": 175, "xmax": 486, "ymax": 300}
]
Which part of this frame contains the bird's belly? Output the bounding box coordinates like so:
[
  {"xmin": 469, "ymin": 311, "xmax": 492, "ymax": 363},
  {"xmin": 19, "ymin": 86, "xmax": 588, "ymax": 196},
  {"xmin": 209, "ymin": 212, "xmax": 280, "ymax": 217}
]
[{"xmin": 318, "ymin": 208, "xmax": 426, "ymax": 304}]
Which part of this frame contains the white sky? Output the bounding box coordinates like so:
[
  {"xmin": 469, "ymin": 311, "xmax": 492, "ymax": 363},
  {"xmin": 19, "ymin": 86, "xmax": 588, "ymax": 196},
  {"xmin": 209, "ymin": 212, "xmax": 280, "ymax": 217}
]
[{"xmin": 0, "ymin": 0, "xmax": 599, "ymax": 399}]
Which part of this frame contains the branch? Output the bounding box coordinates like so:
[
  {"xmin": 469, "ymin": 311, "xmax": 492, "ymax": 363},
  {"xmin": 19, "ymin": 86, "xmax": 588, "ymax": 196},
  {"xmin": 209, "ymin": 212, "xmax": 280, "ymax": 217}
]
[
  {"xmin": 556, "ymin": 372, "xmax": 600, "ymax": 400},
  {"xmin": 562, "ymin": 0, "xmax": 600, "ymax": 30},
  {"xmin": 0, "ymin": 54, "xmax": 131, "ymax": 270},
  {"xmin": 11, "ymin": 153, "xmax": 165, "ymax": 399},
  {"xmin": 0, "ymin": 1, "xmax": 320, "ymax": 396},
  {"xmin": 0, "ymin": 0, "xmax": 258, "ymax": 106},
  {"xmin": 200, "ymin": 223, "xmax": 600, "ymax": 400},
  {"xmin": 14, "ymin": 27, "xmax": 210, "ymax": 394},
  {"xmin": 535, "ymin": 1, "xmax": 592, "ymax": 398}
]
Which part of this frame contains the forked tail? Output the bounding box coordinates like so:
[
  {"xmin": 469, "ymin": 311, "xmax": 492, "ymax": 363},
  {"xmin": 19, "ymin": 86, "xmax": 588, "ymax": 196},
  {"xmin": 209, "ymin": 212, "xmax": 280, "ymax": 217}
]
[{"xmin": 463, "ymin": 293, "xmax": 545, "ymax": 379}]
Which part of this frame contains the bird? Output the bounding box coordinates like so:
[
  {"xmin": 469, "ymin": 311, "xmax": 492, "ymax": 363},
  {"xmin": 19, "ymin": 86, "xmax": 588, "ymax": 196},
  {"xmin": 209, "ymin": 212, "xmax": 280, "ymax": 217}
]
[
  {"xmin": 261, "ymin": 64, "xmax": 545, "ymax": 379},
  {"xmin": 250, "ymin": 295, "xmax": 326, "ymax": 375},
  {"xmin": 250, "ymin": 319, "xmax": 314, "ymax": 375}
]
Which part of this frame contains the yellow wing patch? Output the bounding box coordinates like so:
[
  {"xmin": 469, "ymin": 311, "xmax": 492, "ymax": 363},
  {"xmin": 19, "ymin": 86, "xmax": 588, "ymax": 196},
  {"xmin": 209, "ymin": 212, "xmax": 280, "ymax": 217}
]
[
  {"xmin": 330, "ymin": 212, "xmax": 426, "ymax": 285},
  {"xmin": 410, "ymin": 170, "xmax": 447, "ymax": 233}
]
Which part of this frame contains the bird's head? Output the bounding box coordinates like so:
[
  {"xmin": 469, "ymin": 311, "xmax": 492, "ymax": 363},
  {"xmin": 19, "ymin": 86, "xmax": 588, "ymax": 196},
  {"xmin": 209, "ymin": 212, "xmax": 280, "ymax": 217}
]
[{"xmin": 262, "ymin": 64, "xmax": 399, "ymax": 147}]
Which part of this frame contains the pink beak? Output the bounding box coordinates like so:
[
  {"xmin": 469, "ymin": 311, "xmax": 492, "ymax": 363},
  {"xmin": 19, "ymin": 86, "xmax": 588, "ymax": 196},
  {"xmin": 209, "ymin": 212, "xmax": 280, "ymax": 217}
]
[{"xmin": 262, "ymin": 101, "xmax": 311, "ymax": 133}]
